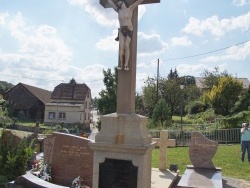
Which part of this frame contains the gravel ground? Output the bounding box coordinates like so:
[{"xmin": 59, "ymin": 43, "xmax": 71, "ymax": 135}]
[{"xmin": 171, "ymin": 176, "xmax": 250, "ymax": 188}]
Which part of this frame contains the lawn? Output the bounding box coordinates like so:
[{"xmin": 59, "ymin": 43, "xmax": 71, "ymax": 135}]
[{"xmin": 152, "ymin": 144, "xmax": 250, "ymax": 181}]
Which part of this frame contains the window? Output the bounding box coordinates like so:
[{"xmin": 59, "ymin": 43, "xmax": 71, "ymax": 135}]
[
  {"xmin": 48, "ymin": 112, "xmax": 56, "ymax": 119},
  {"xmin": 59, "ymin": 112, "xmax": 66, "ymax": 119}
]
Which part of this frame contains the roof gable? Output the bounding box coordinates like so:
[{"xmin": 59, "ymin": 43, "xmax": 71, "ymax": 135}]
[
  {"xmin": 5, "ymin": 83, "xmax": 52, "ymax": 104},
  {"xmin": 51, "ymin": 81, "xmax": 90, "ymax": 100}
]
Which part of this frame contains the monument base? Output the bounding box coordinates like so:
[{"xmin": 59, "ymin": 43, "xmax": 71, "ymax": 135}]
[
  {"xmin": 177, "ymin": 166, "xmax": 222, "ymax": 188},
  {"xmin": 89, "ymin": 113, "xmax": 156, "ymax": 188}
]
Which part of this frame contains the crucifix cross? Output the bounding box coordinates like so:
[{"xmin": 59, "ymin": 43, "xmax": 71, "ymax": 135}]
[{"xmin": 100, "ymin": 0, "xmax": 160, "ymax": 114}]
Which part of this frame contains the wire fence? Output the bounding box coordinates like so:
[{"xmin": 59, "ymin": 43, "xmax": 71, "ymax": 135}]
[{"xmin": 149, "ymin": 128, "xmax": 241, "ymax": 146}]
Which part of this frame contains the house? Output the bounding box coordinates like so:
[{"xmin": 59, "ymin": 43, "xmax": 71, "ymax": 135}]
[
  {"xmin": 195, "ymin": 77, "xmax": 250, "ymax": 89},
  {"xmin": 4, "ymin": 83, "xmax": 52, "ymax": 122},
  {"xmin": 44, "ymin": 79, "xmax": 91, "ymax": 128}
]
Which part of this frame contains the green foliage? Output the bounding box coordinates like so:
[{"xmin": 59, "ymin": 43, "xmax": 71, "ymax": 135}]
[
  {"xmin": 159, "ymin": 78, "xmax": 182, "ymax": 117},
  {"xmin": 218, "ymin": 110, "xmax": 250, "ymax": 129},
  {"xmin": 0, "ymin": 129, "xmax": 35, "ymax": 181},
  {"xmin": 187, "ymin": 108, "xmax": 220, "ymax": 124},
  {"xmin": 205, "ymin": 76, "xmax": 243, "ymax": 116},
  {"xmin": 232, "ymin": 87, "xmax": 250, "ymax": 113},
  {"xmin": 185, "ymin": 101, "xmax": 207, "ymax": 114},
  {"xmin": 152, "ymin": 99, "xmax": 171, "ymax": 128},
  {"xmin": 141, "ymin": 77, "xmax": 157, "ymax": 117},
  {"xmin": 0, "ymin": 175, "xmax": 9, "ymax": 187},
  {"xmin": 97, "ymin": 68, "xmax": 117, "ymax": 115},
  {"xmin": 201, "ymin": 66, "xmax": 229, "ymax": 89},
  {"xmin": 167, "ymin": 68, "xmax": 179, "ymax": 80},
  {"xmin": 135, "ymin": 93, "xmax": 144, "ymax": 115},
  {"xmin": 0, "ymin": 81, "xmax": 14, "ymax": 92}
]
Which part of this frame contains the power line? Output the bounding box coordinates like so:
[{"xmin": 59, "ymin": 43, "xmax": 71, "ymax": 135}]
[{"xmin": 161, "ymin": 39, "xmax": 250, "ymax": 62}]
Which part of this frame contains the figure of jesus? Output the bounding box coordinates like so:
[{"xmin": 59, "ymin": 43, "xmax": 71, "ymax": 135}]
[{"xmin": 108, "ymin": 0, "xmax": 145, "ymax": 71}]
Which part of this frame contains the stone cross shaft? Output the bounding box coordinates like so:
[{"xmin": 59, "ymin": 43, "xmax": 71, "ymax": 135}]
[
  {"xmin": 158, "ymin": 130, "xmax": 176, "ymax": 170},
  {"xmin": 100, "ymin": 0, "xmax": 160, "ymax": 114}
]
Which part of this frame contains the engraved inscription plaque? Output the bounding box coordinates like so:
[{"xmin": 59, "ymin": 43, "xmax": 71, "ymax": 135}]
[{"xmin": 99, "ymin": 158, "xmax": 138, "ymax": 188}]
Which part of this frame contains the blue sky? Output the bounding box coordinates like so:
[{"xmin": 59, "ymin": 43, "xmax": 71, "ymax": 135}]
[{"xmin": 0, "ymin": 0, "xmax": 250, "ymax": 98}]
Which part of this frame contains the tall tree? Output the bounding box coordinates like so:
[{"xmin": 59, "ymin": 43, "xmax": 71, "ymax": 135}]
[
  {"xmin": 159, "ymin": 78, "xmax": 182, "ymax": 117},
  {"xmin": 204, "ymin": 76, "xmax": 243, "ymax": 116},
  {"xmin": 97, "ymin": 68, "xmax": 117, "ymax": 115},
  {"xmin": 152, "ymin": 99, "xmax": 171, "ymax": 128},
  {"xmin": 201, "ymin": 66, "xmax": 229, "ymax": 89},
  {"xmin": 167, "ymin": 68, "xmax": 179, "ymax": 80},
  {"xmin": 232, "ymin": 86, "xmax": 250, "ymax": 113},
  {"xmin": 141, "ymin": 77, "xmax": 157, "ymax": 117}
]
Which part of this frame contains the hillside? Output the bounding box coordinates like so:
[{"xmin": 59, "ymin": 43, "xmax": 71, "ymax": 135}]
[{"xmin": 0, "ymin": 81, "xmax": 14, "ymax": 92}]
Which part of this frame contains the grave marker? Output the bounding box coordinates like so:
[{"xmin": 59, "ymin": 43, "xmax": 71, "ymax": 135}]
[
  {"xmin": 157, "ymin": 130, "xmax": 175, "ymax": 170},
  {"xmin": 44, "ymin": 133, "xmax": 94, "ymax": 187},
  {"xmin": 178, "ymin": 131, "xmax": 222, "ymax": 188}
]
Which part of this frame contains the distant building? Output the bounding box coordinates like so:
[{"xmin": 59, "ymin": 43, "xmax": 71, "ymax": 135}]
[
  {"xmin": 195, "ymin": 77, "xmax": 250, "ymax": 89},
  {"xmin": 4, "ymin": 83, "xmax": 52, "ymax": 122},
  {"xmin": 44, "ymin": 79, "xmax": 91, "ymax": 128}
]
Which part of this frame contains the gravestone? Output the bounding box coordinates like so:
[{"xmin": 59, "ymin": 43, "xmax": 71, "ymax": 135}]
[
  {"xmin": 177, "ymin": 131, "xmax": 223, "ymax": 188},
  {"xmin": 44, "ymin": 132, "xmax": 94, "ymax": 187}
]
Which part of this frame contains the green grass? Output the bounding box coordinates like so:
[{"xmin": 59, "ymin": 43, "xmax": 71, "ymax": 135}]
[{"xmin": 152, "ymin": 144, "xmax": 250, "ymax": 181}]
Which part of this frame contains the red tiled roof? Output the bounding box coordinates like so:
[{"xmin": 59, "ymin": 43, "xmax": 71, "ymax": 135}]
[{"xmin": 51, "ymin": 81, "xmax": 90, "ymax": 100}]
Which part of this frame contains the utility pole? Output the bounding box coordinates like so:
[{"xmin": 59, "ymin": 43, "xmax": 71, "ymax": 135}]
[{"xmin": 156, "ymin": 58, "xmax": 159, "ymax": 102}]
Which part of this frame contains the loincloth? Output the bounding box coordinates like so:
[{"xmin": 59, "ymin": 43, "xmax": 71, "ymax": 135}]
[{"xmin": 120, "ymin": 26, "xmax": 133, "ymax": 39}]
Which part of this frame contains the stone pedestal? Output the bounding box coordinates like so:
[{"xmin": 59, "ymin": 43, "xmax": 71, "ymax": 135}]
[{"xmin": 89, "ymin": 113, "xmax": 155, "ymax": 188}]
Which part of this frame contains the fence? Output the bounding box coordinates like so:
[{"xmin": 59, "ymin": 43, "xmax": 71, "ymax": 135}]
[{"xmin": 149, "ymin": 128, "xmax": 241, "ymax": 146}]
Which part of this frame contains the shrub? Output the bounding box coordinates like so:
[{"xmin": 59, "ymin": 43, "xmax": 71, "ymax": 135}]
[
  {"xmin": 185, "ymin": 101, "xmax": 207, "ymax": 114},
  {"xmin": 0, "ymin": 129, "xmax": 35, "ymax": 181},
  {"xmin": 219, "ymin": 110, "xmax": 250, "ymax": 129}
]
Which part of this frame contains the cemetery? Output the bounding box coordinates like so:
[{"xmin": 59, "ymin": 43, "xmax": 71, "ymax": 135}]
[{"xmin": 0, "ymin": 0, "xmax": 250, "ymax": 188}]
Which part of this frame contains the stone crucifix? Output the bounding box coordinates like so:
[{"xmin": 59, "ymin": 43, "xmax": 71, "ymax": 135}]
[{"xmin": 100, "ymin": 0, "xmax": 160, "ymax": 114}]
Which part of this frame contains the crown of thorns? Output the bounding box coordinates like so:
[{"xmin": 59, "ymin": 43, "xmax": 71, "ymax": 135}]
[{"xmin": 117, "ymin": 0, "xmax": 129, "ymax": 7}]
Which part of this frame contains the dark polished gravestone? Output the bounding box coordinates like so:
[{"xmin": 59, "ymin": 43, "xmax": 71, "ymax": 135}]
[
  {"xmin": 43, "ymin": 132, "xmax": 94, "ymax": 187},
  {"xmin": 177, "ymin": 131, "xmax": 223, "ymax": 188},
  {"xmin": 99, "ymin": 158, "xmax": 138, "ymax": 188}
]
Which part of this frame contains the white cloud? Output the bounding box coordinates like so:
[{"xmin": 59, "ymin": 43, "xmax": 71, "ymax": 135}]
[
  {"xmin": 233, "ymin": 0, "xmax": 250, "ymax": 6},
  {"xmin": 176, "ymin": 63, "xmax": 228, "ymax": 76},
  {"xmin": 171, "ymin": 36, "xmax": 192, "ymax": 46},
  {"xmin": 201, "ymin": 41, "xmax": 250, "ymax": 62},
  {"xmin": 137, "ymin": 32, "xmax": 168, "ymax": 56},
  {"xmin": 183, "ymin": 12, "xmax": 250, "ymax": 38},
  {"xmin": 0, "ymin": 7, "xmax": 129, "ymax": 98},
  {"xmin": 67, "ymin": 0, "xmax": 146, "ymax": 27},
  {"xmin": 96, "ymin": 31, "xmax": 168, "ymax": 56},
  {"xmin": 0, "ymin": 12, "xmax": 8, "ymax": 26},
  {"xmin": 96, "ymin": 29, "xmax": 119, "ymax": 51}
]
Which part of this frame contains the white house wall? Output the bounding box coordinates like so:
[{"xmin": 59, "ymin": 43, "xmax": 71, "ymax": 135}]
[{"xmin": 44, "ymin": 103, "xmax": 83, "ymax": 124}]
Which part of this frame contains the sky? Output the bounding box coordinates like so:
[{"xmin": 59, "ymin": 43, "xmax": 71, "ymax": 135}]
[{"xmin": 0, "ymin": 0, "xmax": 250, "ymax": 98}]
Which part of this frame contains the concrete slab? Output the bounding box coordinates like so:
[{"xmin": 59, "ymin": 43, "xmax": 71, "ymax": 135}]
[
  {"xmin": 177, "ymin": 168, "xmax": 223, "ymax": 188},
  {"xmin": 151, "ymin": 168, "xmax": 179, "ymax": 188}
]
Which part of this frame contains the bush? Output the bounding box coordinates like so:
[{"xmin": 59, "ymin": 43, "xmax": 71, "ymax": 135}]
[
  {"xmin": 185, "ymin": 101, "xmax": 207, "ymax": 114},
  {"xmin": 219, "ymin": 110, "xmax": 250, "ymax": 129},
  {"xmin": 0, "ymin": 129, "xmax": 35, "ymax": 181},
  {"xmin": 0, "ymin": 175, "xmax": 8, "ymax": 187}
]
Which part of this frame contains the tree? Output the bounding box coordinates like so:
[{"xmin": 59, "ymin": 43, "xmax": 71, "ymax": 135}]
[
  {"xmin": 97, "ymin": 68, "xmax": 117, "ymax": 115},
  {"xmin": 232, "ymin": 86, "xmax": 250, "ymax": 113},
  {"xmin": 167, "ymin": 68, "xmax": 178, "ymax": 80},
  {"xmin": 204, "ymin": 76, "xmax": 243, "ymax": 116},
  {"xmin": 152, "ymin": 99, "xmax": 171, "ymax": 128},
  {"xmin": 135, "ymin": 93, "xmax": 144, "ymax": 115},
  {"xmin": 201, "ymin": 66, "xmax": 229, "ymax": 89},
  {"xmin": 141, "ymin": 77, "xmax": 157, "ymax": 117},
  {"xmin": 159, "ymin": 78, "xmax": 182, "ymax": 117}
]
